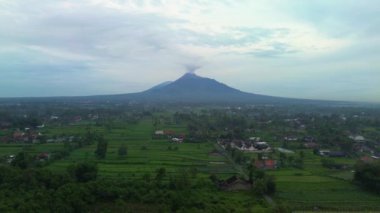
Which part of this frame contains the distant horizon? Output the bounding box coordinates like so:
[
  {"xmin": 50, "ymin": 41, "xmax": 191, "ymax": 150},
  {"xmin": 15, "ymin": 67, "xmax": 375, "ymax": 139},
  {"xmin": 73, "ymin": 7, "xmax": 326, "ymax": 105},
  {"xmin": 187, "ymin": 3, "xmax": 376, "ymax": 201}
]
[
  {"xmin": 0, "ymin": 1, "xmax": 379, "ymax": 102},
  {"xmin": 0, "ymin": 71, "xmax": 379, "ymax": 105}
]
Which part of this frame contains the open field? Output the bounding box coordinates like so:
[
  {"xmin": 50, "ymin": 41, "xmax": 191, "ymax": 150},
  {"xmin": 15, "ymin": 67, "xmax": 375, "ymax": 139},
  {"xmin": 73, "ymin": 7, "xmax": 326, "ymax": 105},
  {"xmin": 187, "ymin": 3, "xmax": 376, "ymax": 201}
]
[
  {"xmin": 47, "ymin": 118, "xmax": 237, "ymax": 179},
  {"xmin": 2, "ymin": 112, "xmax": 380, "ymax": 211},
  {"xmin": 270, "ymin": 168, "xmax": 380, "ymax": 211},
  {"xmin": 266, "ymin": 150, "xmax": 380, "ymax": 211}
]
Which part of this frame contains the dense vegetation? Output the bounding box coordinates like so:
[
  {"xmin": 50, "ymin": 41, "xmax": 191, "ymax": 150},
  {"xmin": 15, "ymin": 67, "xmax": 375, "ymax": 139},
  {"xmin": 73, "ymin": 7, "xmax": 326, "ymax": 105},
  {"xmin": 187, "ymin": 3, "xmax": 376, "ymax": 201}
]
[
  {"xmin": 354, "ymin": 160, "xmax": 380, "ymax": 193},
  {"xmin": 0, "ymin": 162, "xmax": 281, "ymax": 212}
]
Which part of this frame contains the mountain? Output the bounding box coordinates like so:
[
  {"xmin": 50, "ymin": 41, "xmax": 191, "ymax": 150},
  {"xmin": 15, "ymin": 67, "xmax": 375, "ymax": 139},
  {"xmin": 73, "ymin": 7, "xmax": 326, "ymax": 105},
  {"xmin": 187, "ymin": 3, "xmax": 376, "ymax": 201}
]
[
  {"xmin": 147, "ymin": 81, "xmax": 173, "ymax": 90},
  {"xmin": 0, "ymin": 73, "xmax": 350, "ymax": 105},
  {"xmin": 121, "ymin": 73, "xmax": 290, "ymax": 103},
  {"xmin": 0, "ymin": 73, "xmax": 357, "ymax": 106}
]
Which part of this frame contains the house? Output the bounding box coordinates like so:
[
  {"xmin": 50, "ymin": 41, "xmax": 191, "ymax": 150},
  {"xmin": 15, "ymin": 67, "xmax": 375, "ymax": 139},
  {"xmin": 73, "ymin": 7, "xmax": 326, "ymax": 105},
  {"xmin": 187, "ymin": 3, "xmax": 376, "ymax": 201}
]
[
  {"xmin": 304, "ymin": 142, "xmax": 319, "ymax": 149},
  {"xmin": 73, "ymin": 116, "xmax": 82, "ymax": 122},
  {"xmin": 360, "ymin": 156, "xmax": 375, "ymax": 163},
  {"xmin": 255, "ymin": 159, "xmax": 277, "ymax": 169},
  {"xmin": 50, "ymin": 116, "xmax": 59, "ymax": 120},
  {"xmin": 13, "ymin": 131, "xmax": 25, "ymax": 141},
  {"xmin": 219, "ymin": 176, "xmax": 251, "ymax": 191},
  {"xmin": 328, "ymin": 151, "xmax": 346, "ymax": 157},
  {"xmin": 254, "ymin": 142, "xmax": 269, "ymax": 150},
  {"xmin": 349, "ymin": 135, "xmax": 365, "ymax": 143},
  {"xmin": 7, "ymin": 155, "xmax": 15, "ymax": 163},
  {"xmin": 0, "ymin": 122, "xmax": 11, "ymax": 129},
  {"xmin": 163, "ymin": 130, "xmax": 176, "ymax": 136},
  {"xmin": 36, "ymin": 152, "xmax": 50, "ymax": 161},
  {"xmin": 284, "ymin": 136, "xmax": 298, "ymax": 142},
  {"xmin": 319, "ymin": 150, "xmax": 330, "ymax": 156},
  {"xmin": 303, "ymin": 136, "xmax": 316, "ymax": 143},
  {"xmin": 217, "ymin": 139, "xmax": 271, "ymax": 152},
  {"xmin": 155, "ymin": 130, "xmax": 164, "ymax": 135},
  {"xmin": 47, "ymin": 139, "xmax": 56, "ymax": 143},
  {"xmin": 171, "ymin": 137, "xmax": 183, "ymax": 143},
  {"xmin": 249, "ymin": 137, "xmax": 261, "ymax": 142},
  {"xmin": 277, "ymin": 147, "xmax": 295, "ymax": 154}
]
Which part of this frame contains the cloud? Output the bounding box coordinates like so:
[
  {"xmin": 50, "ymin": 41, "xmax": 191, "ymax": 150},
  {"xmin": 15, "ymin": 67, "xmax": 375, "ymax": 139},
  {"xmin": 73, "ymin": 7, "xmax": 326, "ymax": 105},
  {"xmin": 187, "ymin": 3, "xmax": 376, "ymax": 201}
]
[
  {"xmin": 184, "ymin": 64, "xmax": 201, "ymax": 74},
  {"xmin": 0, "ymin": 0, "xmax": 379, "ymax": 102}
]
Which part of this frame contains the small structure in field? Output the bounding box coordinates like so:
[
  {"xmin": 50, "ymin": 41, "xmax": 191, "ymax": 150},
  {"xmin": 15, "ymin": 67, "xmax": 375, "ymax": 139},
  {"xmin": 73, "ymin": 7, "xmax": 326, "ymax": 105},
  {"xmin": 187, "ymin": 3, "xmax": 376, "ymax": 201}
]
[
  {"xmin": 284, "ymin": 136, "xmax": 298, "ymax": 142},
  {"xmin": 36, "ymin": 152, "xmax": 50, "ymax": 161},
  {"xmin": 255, "ymin": 159, "xmax": 277, "ymax": 169},
  {"xmin": 155, "ymin": 130, "xmax": 164, "ymax": 135},
  {"xmin": 360, "ymin": 156, "xmax": 375, "ymax": 163},
  {"xmin": 218, "ymin": 139, "xmax": 272, "ymax": 152},
  {"xmin": 277, "ymin": 147, "xmax": 295, "ymax": 154},
  {"xmin": 219, "ymin": 176, "xmax": 251, "ymax": 191},
  {"xmin": 318, "ymin": 150, "xmax": 330, "ymax": 156},
  {"xmin": 328, "ymin": 151, "xmax": 346, "ymax": 157},
  {"xmin": 249, "ymin": 137, "xmax": 261, "ymax": 142},
  {"xmin": 171, "ymin": 137, "xmax": 183, "ymax": 143},
  {"xmin": 304, "ymin": 142, "xmax": 319, "ymax": 149},
  {"xmin": 349, "ymin": 135, "xmax": 365, "ymax": 143}
]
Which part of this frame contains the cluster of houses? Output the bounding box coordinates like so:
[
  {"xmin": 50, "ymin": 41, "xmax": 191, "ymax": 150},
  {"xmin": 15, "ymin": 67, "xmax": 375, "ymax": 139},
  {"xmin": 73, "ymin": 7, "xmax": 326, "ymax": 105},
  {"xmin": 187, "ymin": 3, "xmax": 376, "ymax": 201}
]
[
  {"xmin": 0, "ymin": 119, "xmax": 81, "ymax": 144},
  {"xmin": 349, "ymin": 134, "xmax": 380, "ymax": 156},
  {"xmin": 0, "ymin": 128, "xmax": 78, "ymax": 144},
  {"xmin": 154, "ymin": 130, "xmax": 185, "ymax": 143},
  {"xmin": 279, "ymin": 135, "xmax": 320, "ymax": 149},
  {"xmin": 6, "ymin": 152, "xmax": 51, "ymax": 164},
  {"xmin": 217, "ymin": 138, "xmax": 271, "ymax": 152},
  {"xmin": 46, "ymin": 136, "xmax": 78, "ymax": 143},
  {"xmin": 11, "ymin": 129, "xmax": 43, "ymax": 143}
]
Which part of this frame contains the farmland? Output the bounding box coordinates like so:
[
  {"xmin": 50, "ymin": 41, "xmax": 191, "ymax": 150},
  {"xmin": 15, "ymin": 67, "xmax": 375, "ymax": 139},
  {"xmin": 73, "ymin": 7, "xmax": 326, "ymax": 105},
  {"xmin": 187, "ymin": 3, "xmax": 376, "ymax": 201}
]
[
  {"xmin": 1, "ymin": 103, "xmax": 380, "ymax": 212},
  {"xmin": 46, "ymin": 118, "xmax": 236, "ymax": 180}
]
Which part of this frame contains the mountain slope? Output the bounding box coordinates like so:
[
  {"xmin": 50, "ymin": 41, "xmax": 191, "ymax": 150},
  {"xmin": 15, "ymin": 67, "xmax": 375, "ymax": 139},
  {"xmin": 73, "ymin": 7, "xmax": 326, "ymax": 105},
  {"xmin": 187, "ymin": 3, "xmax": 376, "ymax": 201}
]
[
  {"xmin": 124, "ymin": 73, "xmax": 285, "ymax": 103},
  {"xmin": 0, "ymin": 72, "xmax": 356, "ymax": 105},
  {"xmin": 147, "ymin": 81, "xmax": 173, "ymax": 91}
]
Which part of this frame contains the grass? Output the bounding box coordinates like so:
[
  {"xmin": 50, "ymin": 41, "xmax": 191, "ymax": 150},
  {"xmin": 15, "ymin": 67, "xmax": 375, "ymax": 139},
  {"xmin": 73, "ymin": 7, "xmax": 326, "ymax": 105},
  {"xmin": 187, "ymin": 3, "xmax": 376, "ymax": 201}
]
[
  {"xmin": 266, "ymin": 149, "xmax": 380, "ymax": 211},
  {"xmin": 47, "ymin": 117, "xmax": 237, "ymax": 179},
  {"xmin": 3, "ymin": 114, "xmax": 380, "ymax": 211}
]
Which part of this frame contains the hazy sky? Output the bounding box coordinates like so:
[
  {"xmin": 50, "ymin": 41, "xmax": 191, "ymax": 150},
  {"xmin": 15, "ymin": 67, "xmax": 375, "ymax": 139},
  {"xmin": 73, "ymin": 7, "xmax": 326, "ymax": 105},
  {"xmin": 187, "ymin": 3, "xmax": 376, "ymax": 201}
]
[{"xmin": 0, "ymin": 0, "xmax": 379, "ymax": 102}]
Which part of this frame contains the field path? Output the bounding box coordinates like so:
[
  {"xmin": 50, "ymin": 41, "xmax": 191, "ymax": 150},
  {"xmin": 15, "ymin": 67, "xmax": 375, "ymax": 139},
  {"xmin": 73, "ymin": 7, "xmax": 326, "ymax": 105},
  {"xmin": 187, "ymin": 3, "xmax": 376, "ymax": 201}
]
[
  {"xmin": 215, "ymin": 143, "xmax": 277, "ymax": 207},
  {"xmin": 214, "ymin": 143, "xmax": 247, "ymax": 179}
]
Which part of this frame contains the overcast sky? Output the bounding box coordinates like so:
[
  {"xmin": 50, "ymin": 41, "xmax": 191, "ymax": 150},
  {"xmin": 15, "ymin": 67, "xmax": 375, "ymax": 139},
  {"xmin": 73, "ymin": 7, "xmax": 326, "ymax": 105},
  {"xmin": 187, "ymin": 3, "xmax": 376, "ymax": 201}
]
[{"xmin": 0, "ymin": 0, "xmax": 379, "ymax": 102}]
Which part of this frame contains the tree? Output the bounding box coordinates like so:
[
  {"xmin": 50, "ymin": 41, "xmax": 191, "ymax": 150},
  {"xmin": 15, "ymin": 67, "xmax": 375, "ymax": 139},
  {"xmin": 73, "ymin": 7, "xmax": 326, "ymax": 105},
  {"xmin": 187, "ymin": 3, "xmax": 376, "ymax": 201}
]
[
  {"xmin": 95, "ymin": 136, "xmax": 108, "ymax": 159},
  {"xmin": 294, "ymin": 157, "xmax": 304, "ymax": 169},
  {"xmin": 253, "ymin": 175, "xmax": 276, "ymax": 195},
  {"xmin": 11, "ymin": 152, "xmax": 31, "ymax": 169},
  {"xmin": 265, "ymin": 175, "xmax": 276, "ymax": 195},
  {"xmin": 67, "ymin": 162, "xmax": 98, "ymax": 182},
  {"xmin": 253, "ymin": 178, "xmax": 267, "ymax": 195},
  {"xmin": 155, "ymin": 167, "xmax": 166, "ymax": 183},
  {"xmin": 118, "ymin": 144, "xmax": 127, "ymax": 157},
  {"xmin": 299, "ymin": 151, "xmax": 305, "ymax": 159},
  {"xmin": 209, "ymin": 174, "xmax": 219, "ymax": 185},
  {"xmin": 354, "ymin": 161, "xmax": 380, "ymax": 193}
]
